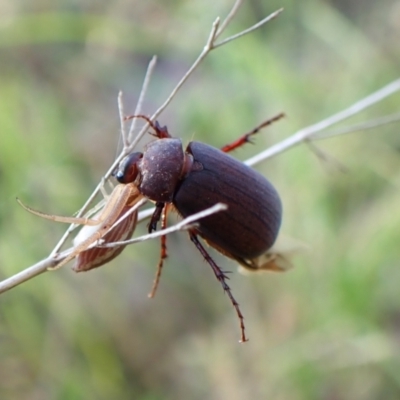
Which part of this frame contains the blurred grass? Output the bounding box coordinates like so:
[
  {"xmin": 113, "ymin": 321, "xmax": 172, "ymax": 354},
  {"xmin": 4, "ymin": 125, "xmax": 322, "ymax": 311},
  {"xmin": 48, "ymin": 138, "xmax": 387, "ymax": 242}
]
[{"xmin": 0, "ymin": 0, "xmax": 400, "ymax": 399}]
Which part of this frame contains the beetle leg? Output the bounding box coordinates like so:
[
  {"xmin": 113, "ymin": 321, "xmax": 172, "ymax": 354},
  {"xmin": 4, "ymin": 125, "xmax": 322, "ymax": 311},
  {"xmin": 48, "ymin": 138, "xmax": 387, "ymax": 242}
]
[
  {"xmin": 124, "ymin": 114, "xmax": 171, "ymax": 139},
  {"xmin": 220, "ymin": 113, "xmax": 285, "ymax": 153},
  {"xmin": 188, "ymin": 230, "xmax": 248, "ymax": 343},
  {"xmin": 148, "ymin": 202, "xmax": 164, "ymax": 233},
  {"xmin": 148, "ymin": 205, "xmax": 169, "ymax": 298}
]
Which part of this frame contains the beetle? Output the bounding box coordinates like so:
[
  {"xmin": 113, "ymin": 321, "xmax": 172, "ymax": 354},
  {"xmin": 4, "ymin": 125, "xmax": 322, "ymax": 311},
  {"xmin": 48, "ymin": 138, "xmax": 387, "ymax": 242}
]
[
  {"xmin": 18, "ymin": 113, "xmax": 283, "ymax": 342},
  {"xmin": 115, "ymin": 114, "xmax": 283, "ymax": 342}
]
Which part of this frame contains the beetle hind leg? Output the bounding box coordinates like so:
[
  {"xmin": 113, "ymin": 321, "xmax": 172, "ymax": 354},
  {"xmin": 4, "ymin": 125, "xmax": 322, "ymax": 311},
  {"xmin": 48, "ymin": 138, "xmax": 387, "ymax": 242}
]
[{"xmin": 189, "ymin": 230, "xmax": 248, "ymax": 343}]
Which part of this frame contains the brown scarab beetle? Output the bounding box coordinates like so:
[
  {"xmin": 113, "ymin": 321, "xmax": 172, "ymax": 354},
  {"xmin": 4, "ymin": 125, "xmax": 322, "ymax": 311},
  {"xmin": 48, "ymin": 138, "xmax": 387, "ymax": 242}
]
[{"xmin": 116, "ymin": 115, "xmax": 283, "ymax": 342}]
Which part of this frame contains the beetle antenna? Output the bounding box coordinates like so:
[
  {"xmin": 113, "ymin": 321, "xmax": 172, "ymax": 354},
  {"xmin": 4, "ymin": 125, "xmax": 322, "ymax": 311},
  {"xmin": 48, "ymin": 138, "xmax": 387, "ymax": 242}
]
[{"xmin": 189, "ymin": 230, "xmax": 248, "ymax": 343}]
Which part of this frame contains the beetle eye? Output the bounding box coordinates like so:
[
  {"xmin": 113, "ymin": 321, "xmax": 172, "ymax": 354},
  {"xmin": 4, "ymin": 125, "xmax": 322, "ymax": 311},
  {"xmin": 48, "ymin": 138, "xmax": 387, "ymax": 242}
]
[{"xmin": 115, "ymin": 152, "xmax": 143, "ymax": 184}]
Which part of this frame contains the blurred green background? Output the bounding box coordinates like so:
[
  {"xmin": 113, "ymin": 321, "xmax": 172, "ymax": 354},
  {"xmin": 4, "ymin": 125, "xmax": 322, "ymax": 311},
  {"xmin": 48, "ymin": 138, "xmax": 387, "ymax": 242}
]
[{"xmin": 0, "ymin": 0, "xmax": 399, "ymax": 399}]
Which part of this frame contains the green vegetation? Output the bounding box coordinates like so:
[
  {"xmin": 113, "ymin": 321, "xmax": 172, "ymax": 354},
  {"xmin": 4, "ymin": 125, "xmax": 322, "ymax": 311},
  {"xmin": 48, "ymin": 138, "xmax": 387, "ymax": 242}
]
[{"xmin": 0, "ymin": 1, "xmax": 399, "ymax": 399}]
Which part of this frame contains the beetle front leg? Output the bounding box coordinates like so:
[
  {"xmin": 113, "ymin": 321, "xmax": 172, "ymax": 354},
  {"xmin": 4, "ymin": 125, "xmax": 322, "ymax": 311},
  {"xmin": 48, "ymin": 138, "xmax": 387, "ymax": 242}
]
[
  {"xmin": 123, "ymin": 114, "xmax": 172, "ymax": 139},
  {"xmin": 188, "ymin": 230, "xmax": 248, "ymax": 343},
  {"xmin": 148, "ymin": 202, "xmax": 165, "ymax": 233},
  {"xmin": 148, "ymin": 205, "xmax": 169, "ymax": 298},
  {"xmin": 220, "ymin": 113, "xmax": 285, "ymax": 153}
]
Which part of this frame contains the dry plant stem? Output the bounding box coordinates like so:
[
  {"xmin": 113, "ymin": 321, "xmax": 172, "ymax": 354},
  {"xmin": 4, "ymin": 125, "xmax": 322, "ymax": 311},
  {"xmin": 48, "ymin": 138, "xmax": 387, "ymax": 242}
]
[
  {"xmin": 118, "ymin": 91, "xmax": 129, "ymax": 149},
  {"xmin": 214, "ymin": 8, "xmax": 283, "ymax": 49},
  {"xmin": 217, "ymin": 0, "xmax": 243, "ymax": 36},
  {"xmin": 103, "ymin": 203, "xmax": 227, "ymax": 247},
  {"xmin": 314, "ymin": 112, "xmax": 400, "ymax": 139},
  {"xmin": 0, "ymin": 204, "xmax": 227, "ymax": 294},
  {"xmin": 131, "ymin": 16, "xmax": 220, "ymax": 147},
  {"xmin": 0, "ymin": 258, "xmax": 58, "ymax": 292},
  {"xmin": 245, "ymin": 77, "xmax": 400, "ymax": 167},
  {"xmin": 50, "ymin": 58, "xmax": 159, "ymax": 256},
  {"xmin": 127, "ymin": 56, "xmax": 158, "ymax": 145}
]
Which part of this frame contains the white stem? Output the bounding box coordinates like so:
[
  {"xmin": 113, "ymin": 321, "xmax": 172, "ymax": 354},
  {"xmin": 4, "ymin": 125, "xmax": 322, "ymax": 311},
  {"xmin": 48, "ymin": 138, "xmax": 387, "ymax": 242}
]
[
  {"xmin": 245, "ymin": 77, "xmax": 400, "ymax": 167},
  {"xmin": 104, "ymin": 203, "xmax": 227, "ymax": 247},
  {"xmin": 127, "ymin": 56, "xmax": 158, "ymax": 145},
  {"xmin": 214, "ymin": 8, "xmax": 284, "ymax": 49}
]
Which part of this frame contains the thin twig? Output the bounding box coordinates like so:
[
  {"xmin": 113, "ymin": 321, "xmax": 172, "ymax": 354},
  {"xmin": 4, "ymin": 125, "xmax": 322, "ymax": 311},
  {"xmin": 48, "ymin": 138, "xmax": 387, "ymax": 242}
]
[
  {"xmin": 52, "ymin": 56, "xmax": 161, "ymax": 255},
  {"xmin": 0, "ymin": 203, "xmax": 227, "ymax": 295},
  {"xmin": 313, "ymin": 112, "xmax": 400, "ymax": 140},
  {"xmin": 216, "ymin": 0, "xmax": 243, "ymax": 37},
  {"xmin": 103, "ymin": 203, "xmax": 227, "ymax": 247},
  {"xmin": 0, "ymin": 257, "xmax": 58, "ymax": 294},
  {"xmin": 118, "ymin": 91, "xmax": 129, "ymax": 149},
  {"xmin": 245, "ymin": 77, "xmax": 400, "ymax": 167},
  {"xmin": 49, "ymin": 71, "xmax": 157, "ymax": 255},
  {"xmin": 130, "ymin": 17, "xmax": 221, "ymax": 147},
  {"xmin": 127, "ymin": 55, "xmax": 158, "ymax": 145},
  {"xmin": 214, "ymin": 8, "xmax": 284, "ymax": 49}
]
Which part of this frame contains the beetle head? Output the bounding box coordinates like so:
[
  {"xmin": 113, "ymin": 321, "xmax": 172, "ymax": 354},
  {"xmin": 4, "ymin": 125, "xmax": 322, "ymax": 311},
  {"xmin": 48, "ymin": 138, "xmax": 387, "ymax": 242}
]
[{"xmin": 115, "ymin": 152, "xmax": 143, "ymax": 184}]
